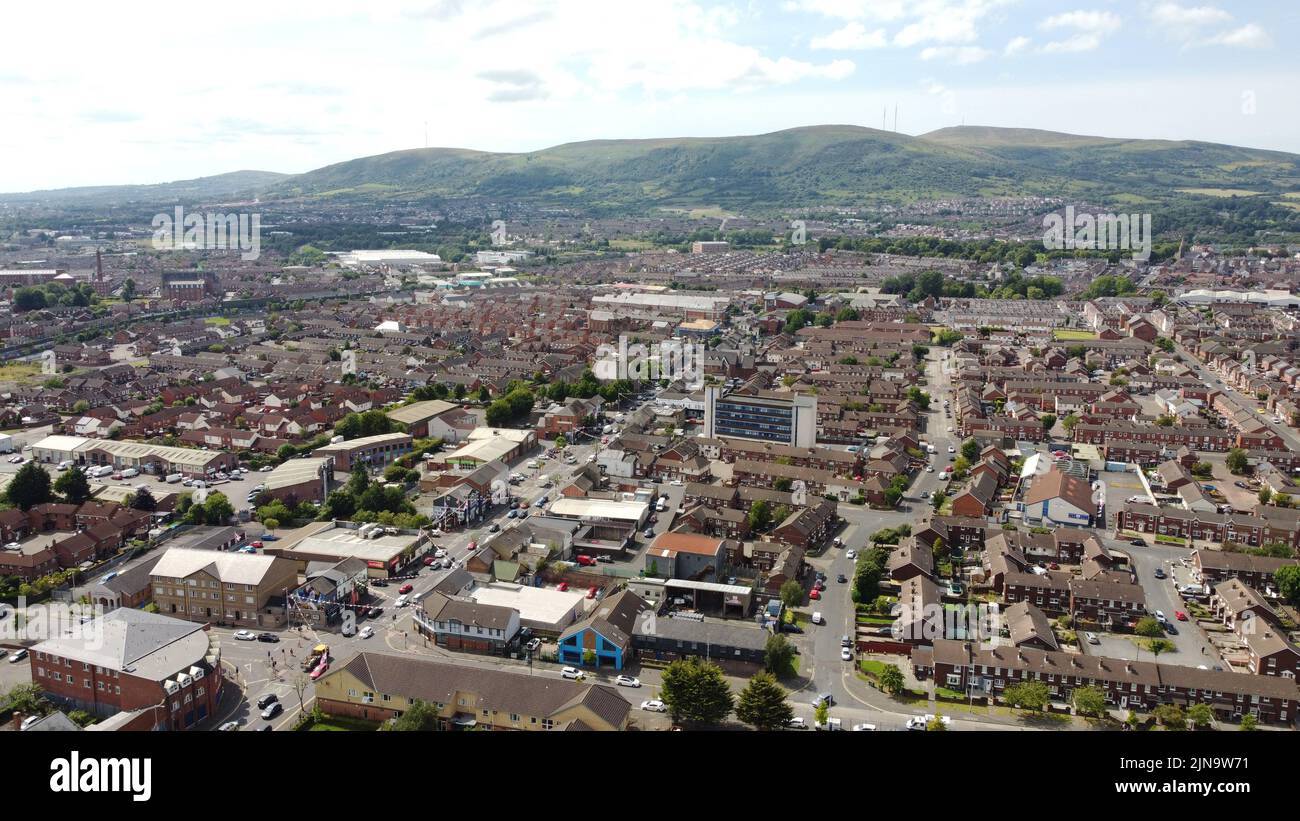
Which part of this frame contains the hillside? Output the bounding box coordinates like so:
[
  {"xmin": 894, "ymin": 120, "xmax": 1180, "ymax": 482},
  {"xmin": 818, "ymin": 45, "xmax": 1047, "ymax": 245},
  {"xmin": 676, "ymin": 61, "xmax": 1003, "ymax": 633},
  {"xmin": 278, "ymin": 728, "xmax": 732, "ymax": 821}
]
[{"xmin": 7, "ymin": 125, "xmax": 1300, "ymax": 216}]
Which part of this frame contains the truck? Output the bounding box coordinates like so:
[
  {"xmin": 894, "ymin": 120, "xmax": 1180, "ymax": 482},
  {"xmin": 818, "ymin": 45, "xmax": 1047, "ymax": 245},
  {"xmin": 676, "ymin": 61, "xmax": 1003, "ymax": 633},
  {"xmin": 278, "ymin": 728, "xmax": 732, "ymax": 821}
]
[{"xmin": 0, "ymin": 434, "xmax": 13, "ymax": 454}]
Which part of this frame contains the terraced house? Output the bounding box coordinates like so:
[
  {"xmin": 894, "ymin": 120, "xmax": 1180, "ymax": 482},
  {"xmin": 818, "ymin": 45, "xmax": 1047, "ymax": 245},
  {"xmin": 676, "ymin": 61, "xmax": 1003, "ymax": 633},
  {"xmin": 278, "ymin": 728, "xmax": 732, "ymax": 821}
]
[
  {"xmin": 913, "ymin": 638, "xmax": 1300, "ymax": 725},
  {"xmin": 316, "ymin": 651, "xmax": 632, "ymax": 730}
]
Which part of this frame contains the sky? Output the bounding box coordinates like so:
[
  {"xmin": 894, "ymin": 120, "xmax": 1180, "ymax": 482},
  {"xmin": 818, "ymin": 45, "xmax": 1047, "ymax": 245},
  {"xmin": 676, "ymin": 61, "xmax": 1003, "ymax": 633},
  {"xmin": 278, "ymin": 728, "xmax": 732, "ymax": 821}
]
[{"xmin": 1, "ymin": 0, "xmax": 1297, "ymax": 192}]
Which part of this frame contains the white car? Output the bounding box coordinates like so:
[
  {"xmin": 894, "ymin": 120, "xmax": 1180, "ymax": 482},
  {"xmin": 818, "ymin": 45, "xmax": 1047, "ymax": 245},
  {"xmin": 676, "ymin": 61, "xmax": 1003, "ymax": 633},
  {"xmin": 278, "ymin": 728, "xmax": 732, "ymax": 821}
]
[
  {"xmin": 926, "ymin": 466, "xmax": 934, "ymax": 472},
  {"xmin": 845, "ymin": 549, "xmax": 856, "ymax": 560},
  {"xmin": 234, "ymin": 630, "xmax": 257, "ymax": 641},
  {"xmin": 434, "ymin": 548, "xmax": 447, "ymax": 559},
  {"xmin": 840, "ymin": 648, "xmax": 853, "ymax": 661},
  {"xmin": 1085, "ymin": 632, "xmax": 1100, "ymax": 645},
  {"xmin": 615, "ymin": 675, "xmax": 641, "ymax": 688},
  {"xmin": 785, "ymin": 717, "xmax": 809, "ymax": 730},
  {"xmin": 259, "ymin": 465, "xmax": 274, "ymax": 472},
  {"xmin": 947, "ymin": 446, "xmax": 956, "ymax": 453},
  {"xmin": 640, "ymin": 699, "xmax": 667, "ymax": 713},
  {"xmin": 395, "ymin": 595, "xmax": 409, "ymax": 608},
  {"xmin": 358, "ymin": 626, "xmax": 374, "ymax": 639},
  {"xmin": 946, "ymin": 426, "xmax": 954, "ymax": 433},
  {"xmin": 560, "ymin": 666, "xmax": 584, "ymax": 680},
  {"xmin": 851, "ymin": 723, "xmax": 878, "ymax": 731}
]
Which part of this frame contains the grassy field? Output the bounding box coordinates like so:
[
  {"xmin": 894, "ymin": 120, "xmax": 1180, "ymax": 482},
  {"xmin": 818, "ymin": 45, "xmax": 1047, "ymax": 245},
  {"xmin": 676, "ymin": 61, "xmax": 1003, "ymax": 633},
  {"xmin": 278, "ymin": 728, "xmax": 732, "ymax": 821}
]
[
  {"xmin": 1176, "ymin": 187, "xmax": 1263, "ymax": 197},
  {"xmin": 1052, "ymin": 329, "xmax": 1099, "ymax": 341},
  {"xmin": 0, "ymin": 362, "xmax": 43, "ymax": 385},
  {"xmin": 203, "ymin": 316, "xmax": 231, "ymax": 326}
]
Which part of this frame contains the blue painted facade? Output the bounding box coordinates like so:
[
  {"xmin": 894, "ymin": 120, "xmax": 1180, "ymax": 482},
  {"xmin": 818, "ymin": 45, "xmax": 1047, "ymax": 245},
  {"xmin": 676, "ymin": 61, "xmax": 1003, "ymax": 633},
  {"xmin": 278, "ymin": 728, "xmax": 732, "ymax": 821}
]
[{"xmin": 557, "ymin": 628, "xmax": 626, "ymax": 670}]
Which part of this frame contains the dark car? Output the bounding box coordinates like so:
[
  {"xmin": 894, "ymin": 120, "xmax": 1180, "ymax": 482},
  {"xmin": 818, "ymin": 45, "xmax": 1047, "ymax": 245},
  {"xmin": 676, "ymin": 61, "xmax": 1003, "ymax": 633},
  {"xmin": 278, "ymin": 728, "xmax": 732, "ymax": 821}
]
[
  {"xmin": 370, "ymin": 579, "xmax": 388, "ymax": 588},
  {"xmin": 1154, "ymin": 568, "xmax": 1166, "ymax": 580},
  {"xmin": 369, "ymin": 607, "xmax": 384, "ymax": 619},
  {"xmin": 1129, "ymin": 538, "xmax": 1145, "ymax": 546},
  {"xmin": 836, "ymin": 574, "xmax": 848, "ymax": 583},
  {"xmin": 783, "ymin": 623, "xmax": 804, "ymax": 634},
  {"xmin": 256, "ymin": 632, "xmax": 279, "ymax": 643},
  {"xmin": 1164, "ymin": 623, "xmax": 1179, "ymax": 636},
  {"xmin": 488, "ymin": 523, "xmax": 500, "ymax": 533},
  {"xmin": 256, "ymin": 693, "xmax": 279, "ymax": 709}
]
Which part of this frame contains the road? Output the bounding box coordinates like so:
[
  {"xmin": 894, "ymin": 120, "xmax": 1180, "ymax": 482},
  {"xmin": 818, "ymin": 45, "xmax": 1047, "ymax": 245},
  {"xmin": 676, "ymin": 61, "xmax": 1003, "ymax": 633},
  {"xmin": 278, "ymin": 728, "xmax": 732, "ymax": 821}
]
[{"xmin": 1174, "ymin": 341, "xmax": 1300, "ymax": 453}]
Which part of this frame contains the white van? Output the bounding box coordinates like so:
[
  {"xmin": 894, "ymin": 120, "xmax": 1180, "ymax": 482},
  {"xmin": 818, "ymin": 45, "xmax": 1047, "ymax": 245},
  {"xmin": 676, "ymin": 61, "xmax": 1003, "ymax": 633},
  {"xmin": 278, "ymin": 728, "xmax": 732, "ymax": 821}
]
[
  {"xmin": 120, "ymin": 467, "xmax": 139, "ymax": 478},
  {"xmin": 165, "ymin": 473, "xmax": 183, "ymax": 483},
  {"xmin": 811, "ymin": 611, "xmax": 824, "ymax": 625}
]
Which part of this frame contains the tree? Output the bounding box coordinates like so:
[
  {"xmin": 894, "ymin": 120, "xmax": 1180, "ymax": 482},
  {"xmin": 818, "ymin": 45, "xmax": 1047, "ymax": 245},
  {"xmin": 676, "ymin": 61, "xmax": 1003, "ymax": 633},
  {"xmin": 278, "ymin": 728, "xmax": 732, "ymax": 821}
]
[
  {"xmin": 1071, "ymin": 685, "xmax": 1108, "ymax": 718},
  {"xmin": 926, "ymin": 710, "xmax": 948, "ymax": 731},
  {"xmin": 1040, "ymin": 414, "xmax": 1057, "ymax": 434},
  {"xmin": 763, "ymin": 633, "xmax": 796, "ymax": 677},
  {"xmin": 122, "ymin": 278, "xmax": 136, "ymax": 302},
  {"xmin": 1275, "ymin": 565, "xmax": 1300, "ymax": 606},
  {"xmin": 1153, "ymin": 703, "xmax": 1186, "ymax": 730},
  {"xmin": 1258, "ymin": 486, "xmax": 1272, "ymax": 505},
  {"xmin": 3, "ymin": 683, "xmax": 51, "ymax": 717},
  {"xmin": 388, "ymin": 698, "xmax": 440, "ymax": 731},
  {"xmin": 1002, "ymin": 681, "xmax": 1050, "ymax": 712},
  {"xmin": 553, "ymin": 435, "xmax": 567, "ymax": 450},
  {"xmin": 1135, "ymin": 616, "xmax": 1164, "ymax": 638},
  {"xmin": 736, "ymin": 672, "xmax": 794, "ymax": 730},
  {"xmin": 1226, "ymin": 448, "xmax": 1249, "ymax": 475},
  {"xmin": 659, "ymin": 658, "xmax": 734, "ymax": 727},
  {"xmin": 1188, "ymin": 703, "xmax": 1215, "ymax": 730},
  {"xmin": 778, "ymin": 579, "xmax": 804, "ymax": 610},
  {"xmin": 1061, "ymin": 413, "xmax": 1080, "ymax": 434},
  {"xmin": 6, "ymin": 461, "xmax": 53, "ymax": 511},
  {"xmin": 54, "ymin": 466, "xmax": 92, "ymax": 504},
  {"xmin": 748, "ymin": 500, "xmax": 772, "ymax": 532},
  {"xmin": 878, "ymin": 664, "xmax": 905, "ymax": 695},
  {"xmin": 960, "ymin": 438, "xmax": 979, "ymax": 461},
  {"xmin": 129, "ymin": 486, "xmax": 158, "ymax": 511},
  {"xmin": 1148, "ymin": 638, "xmax": 1175, "ymax": 662},
  {"xmin": 1239, "ymin": 713, "xmax": 1258, "ymax": 731},
  {"xmin": 813, "ymin": 699, "xmax": 829, "ymax": 726}
]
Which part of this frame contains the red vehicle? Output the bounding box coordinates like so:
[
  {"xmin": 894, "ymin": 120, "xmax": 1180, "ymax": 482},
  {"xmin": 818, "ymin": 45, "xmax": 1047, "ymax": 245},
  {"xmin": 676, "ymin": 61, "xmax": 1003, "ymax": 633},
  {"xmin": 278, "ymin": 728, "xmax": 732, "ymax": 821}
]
[
  {"xmin": 1048, "ymin": 562, "xmax": 1060, "ymax": 570},
  {"xmin": 1175, "ymin": 611, "xmax": 1188, "ymax": 621},
  {"xmin": 558, "ymin": 582, "xmax": 569, "ymax": 592},
  {"xmin": 310, "ymin": 660, "xmax": 330, "ymax": 680},
  {"xmin": 422, "ymin": 556, "xmax": 435, "ymax": 566},
  {"xmin": 587, "ymin": 586, "xmax": 598, "ymax": 599},
  {"xmin": 575, "ymin": 555, "xmax": 597, "ymax": 567},
  {"xmin": 250, "ymin": 540, "xmax": 264, "ymax": 549},
  {"xmin": 399, "ymin": 583, "xmax": 414, "ymax": 594},
  {"xmin": 809, "ymin": 588, "xmax": 821, "ymax": 600}
]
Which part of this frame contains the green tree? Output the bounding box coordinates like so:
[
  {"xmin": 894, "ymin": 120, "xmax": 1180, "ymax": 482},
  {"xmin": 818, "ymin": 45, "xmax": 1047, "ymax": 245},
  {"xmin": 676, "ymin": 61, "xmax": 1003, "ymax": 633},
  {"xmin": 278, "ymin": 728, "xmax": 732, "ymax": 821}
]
[
  {"xmin": 764, "ymin": 633, "xmax": 797, "ymax": 677},
  {"xmin": 748, "ymin": 500, "xmax": 773, "ymax": 532},
  {"xmin": 1153, "ymin": 703, "xmax": 1186, "ymax": 730},
  {"xmin": 387, "ymin": 699, "xmax": 440, "ymax": 731},
  {"xmin": 1226, "ymin": 448, "xmax": 1249, "ymax": 475},
  {"xmin": 6, "ymin": 461, "xmax": 53, "ymax": 511},
  {"xmin": 122, "ymin": 278, "xmax": 136, "ymax": 302},
  {"xmin": 1148, "ymin": 638, "xmax": 1175, "ymax": 662},
  {"xmin": 1239, "ymin": 713, "xmax": 1258, "ymax": 731},
  {"xmin": 659, "ymin": 658, "xmax": 734, "ymax": 727},
  {"xmin": 878, "ymin": 664, "xmax": 905, "ymax": 695},
  {"xmin": 1188, "ymin": 703, "xmax": 1214, "ymax": 730},
  {"xmin": 813, "ymin": 699, "xmax": 829, "ymax": 726},
  {"xmin": 735, "ymin": 672, "xmax": 794, "ymax": 730},
  {"xmin": 1002, "ymin": 681, "xmax": 1050, "ymax": 712},
  {"xmin": 129, "ymin": 486, "xmax": 158, "ymax": 511},
  {"xmin": 926, "ymin": 710, "xmax": 948, "ymax": 731},
  {"xmin": 54, "ymin": 466, "xmax": 92, "ymax": 504},
  {"xmin": 3, "ymin": 683, "xmax": 51, "ymax": 717},
  {"xmin": 1040, "ymin": 414, "xmax": 1057, "ymax": 434},
  {"xmin": 960, "ymin": 438, "xmax": 979, "ymax": 461},
  {"xmin": 1275, "ymin": 565, "xmax": 1300, "ymax": 606},
  {"xmin": 1061, "ymin": 413, "xmax": 1081, "ymax": 434},
  {"xmin": 1071, "ymin": 685, "xmax": 1108, "ymax": 718},
  {"xmin": 1135, "ymin": 616, "xmax": 1164, "ymax": 638},
  {"xmin": 778, "ymin": 579, "xmax": 804, "ymax": 610}
]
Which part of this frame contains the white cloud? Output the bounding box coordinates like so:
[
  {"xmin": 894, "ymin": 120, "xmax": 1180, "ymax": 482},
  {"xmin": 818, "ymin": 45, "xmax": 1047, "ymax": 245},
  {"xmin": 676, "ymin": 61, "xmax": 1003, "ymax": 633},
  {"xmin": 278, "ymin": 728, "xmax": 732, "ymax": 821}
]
[
  {"xmin": 810, "ymin": 22, "xmax": 887, "ymax": 50},
  {"xmin": 920, "ymin": 46, "xmax": 991, "ymax": 65},
  {"xmin": 1003, "ymin": 35, "xmax": 1031, "ymax": 55},
  {"xmin": 1147, "ymin": 3, "xmax": 1231, "ymax": 28},
  {"xmin": 1200, "ymin": 23, "xmax": 1272, "ymax": 49},
  {"xmin": 782, "ymin": 0, "xmax": 907, "ymax": 21},
  {"xmin": 1038, "ymin": 9, "xmax": 1120, "ymax": 53}
]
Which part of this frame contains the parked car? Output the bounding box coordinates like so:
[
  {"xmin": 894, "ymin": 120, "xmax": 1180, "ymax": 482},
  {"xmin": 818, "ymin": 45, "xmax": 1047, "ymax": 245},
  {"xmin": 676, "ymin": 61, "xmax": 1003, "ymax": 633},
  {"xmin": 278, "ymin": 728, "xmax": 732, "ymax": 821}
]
[
  {"xmin": 234, "ymin": 630, "xmax": 257, "ymax": 641},
  {"xmin": 560, "ymin": 666, "xmax": 584, "ymax": 680},
  {"xmin": 785, "ymin": 717, "xmax": 809, "ymax": 730},
  {"xmin": 1175, "ymin": 611, "xmax": 1188, "ymax": 621},
  {"xmin": 840, "ymin": 647, "xmax": 853, "ymax": 661},
  {"xmin": 261, "ymin": 702, "xmax": 283, "ymax": 720},
  {"xmin": 641, "ymin": 699, "xmax": 667, "ymax": 713},
  {"xmin": 851, "ymin": 723, "xmax": 878, "ymax": 732},
  {"xmin": 809, "ymin": 588, "xmax": 820, "ymax": 600},
  {"xmin": 256, "ymin": 693, "xmax": 279, "ymax": 709},
  {"xmin": 1154, "ymin": 568, "xmax": 1166, "ymax": 580},
  {"xmin": 7, "ymin": 648, "xmax": 28, "ymax": 663},
  {"xmin": 811, "ymin": 693, "xmax": 835, "ymax": 708},
  {"xmin": 558, "ymin": 582, "xmax": 569, "ymax": 592},
  {"xmin": 399, "ymin": 583, "xmax": 414, "ymax": 594},
  {"xmin": 845, "ymin": 549, "xmax": 856, "ymax": 560},
  {"xmin": 587, "ymin": 586, "xmax": 598, "ymax": 599},
  {"xmin": 1085, "ymin": 632, "xmax": 1100, "ymax": 645},
  {"xmin": 219, "ymin": 721, "xmax": 240, "ymax": 731},
  {"xmin": 358, "ymin": 626, "xmax": 374, "ymax": 639},
  {"xmin": 614, "ymin": 675, "xmax": 641, "ymax": 688}
]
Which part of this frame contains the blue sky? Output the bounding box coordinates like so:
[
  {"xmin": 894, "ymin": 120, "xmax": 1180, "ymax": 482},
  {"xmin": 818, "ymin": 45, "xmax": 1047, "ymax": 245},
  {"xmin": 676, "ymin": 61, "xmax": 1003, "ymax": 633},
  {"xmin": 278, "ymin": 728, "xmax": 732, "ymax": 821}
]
[{"xmin": 1, "ymin": 0, "xmax": 1296, "ymax": 191}]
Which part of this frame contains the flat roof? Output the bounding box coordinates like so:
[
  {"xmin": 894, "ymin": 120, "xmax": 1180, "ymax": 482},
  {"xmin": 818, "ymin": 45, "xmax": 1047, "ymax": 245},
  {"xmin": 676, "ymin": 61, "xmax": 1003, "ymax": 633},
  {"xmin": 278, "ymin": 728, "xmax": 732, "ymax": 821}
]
[
  {"xmin": 548, "ymin": 497, "xmax": 648, "ymax": 522},
  {"xmin": 440, "ymin": 437, "xmax": 518, "ymax": 464},
  {"xmin": 286, "ymin": 524, "xmax": 420, "ymax": 563},
  {"xmin": 31, "ymin": 435, "xmax": 225, "ymax": 467},
  {"xmin": 386, "ymin": 400, "xmax": 458, "ymax": 424},
  {"xmin": 467, "ymin": 582, "xmax": 585, "ymax": 627},
  {"xmin": 315, "ymin": 432, "xmax": 411, "ymax": 452},
  {"xmin": 265, "ymin": 457, "xmax": 331, "ymax": 492}
]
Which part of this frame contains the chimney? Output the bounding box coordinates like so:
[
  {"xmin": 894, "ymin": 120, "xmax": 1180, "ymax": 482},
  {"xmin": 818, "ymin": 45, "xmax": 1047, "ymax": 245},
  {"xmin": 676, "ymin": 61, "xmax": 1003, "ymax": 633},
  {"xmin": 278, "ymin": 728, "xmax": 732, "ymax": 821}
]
[{"xmin": 95, "ymin": 249, "xmax": 103, "ymax": 282}]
